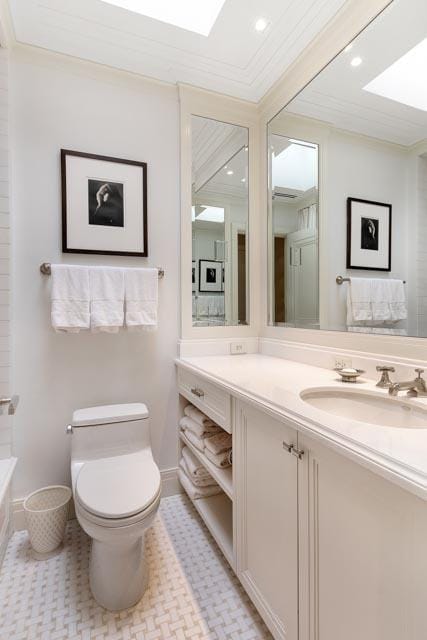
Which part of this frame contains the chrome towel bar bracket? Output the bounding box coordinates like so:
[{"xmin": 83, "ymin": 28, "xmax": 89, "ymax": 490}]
[{"xmin": 40, "ymin": 263, "xmax": 165, "ymax": 278}]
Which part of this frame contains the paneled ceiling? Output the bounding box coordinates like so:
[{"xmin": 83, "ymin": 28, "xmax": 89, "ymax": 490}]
[{"xmin": 8, "ymin": 0, "xmax": 348, "ymax": 102}]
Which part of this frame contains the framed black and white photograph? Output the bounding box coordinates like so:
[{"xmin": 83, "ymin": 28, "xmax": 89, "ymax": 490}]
[
  {"xmin": 199, "ymin": 259, "xmax": 223, "ymax": 293},
  {"xmin": 347, "ymin": 197, "xmax": 391, "ymax": 271},
  {"xmin": 192, "ymin": 260, "xmax": 197, "ymax": 292},
  {"xmin": 61, "ymin": 149, "xmax": 147, "ymax": 256}
]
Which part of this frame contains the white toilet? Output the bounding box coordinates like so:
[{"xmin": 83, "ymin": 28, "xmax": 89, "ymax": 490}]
[{"xmin": 70, "ymin": 402, "xmax": 161, "ymax": 611}]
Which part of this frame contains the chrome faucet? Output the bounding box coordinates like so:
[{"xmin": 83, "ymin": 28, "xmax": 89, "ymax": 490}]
[{"xmin": 388, "ymin": 368, "xmax": 427, "ymax": 397}]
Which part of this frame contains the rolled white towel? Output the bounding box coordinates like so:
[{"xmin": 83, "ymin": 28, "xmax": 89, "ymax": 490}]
[
  {"xmin": 205, "ymin": 431, "xmax": 232, "ymax": 455},
  {"xmin": 183, "ymin": 429, "xmax": 205, "ymax": 452},
  {"xmin": 178, "ymin": 466, "xmax": 222, "ymax": 500},
  {"xmin": 184, "ymin": 404, "xmax": 216, "ymax": 428},
  {"xmin": 179, "ymin": 456, "xmax": 217, "ymax": 488},
  {"xmin": 182, "ymin": 446, "xmax": 211, "ymax": 481},
  {"xmin": 205, "ymin": 448, "xmax": 232, "ymax": 469},
  {"xmin": 179, "ymin": 416, "xmax": 221, "ymax": 439}
]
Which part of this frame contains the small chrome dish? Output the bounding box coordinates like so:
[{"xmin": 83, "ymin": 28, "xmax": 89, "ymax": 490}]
[{"xmin": 334, "ymin": 367, "xmax": 365, "ymax": 383}]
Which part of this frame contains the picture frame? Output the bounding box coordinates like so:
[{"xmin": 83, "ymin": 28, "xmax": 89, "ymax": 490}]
[
  {"xmin": 192, "ymin": 260, "xmax": 197, "ymax": 292},
  {"xmin": 61, "ymin": 149, "xmax": 148, "ymax": 256},
  {"xmin": 346, "ymin": 197, "xmax": 391, "ymax": 271},
  {"xmin": 199, "ymin": 259, "xmax": 223, "ymax": 293}
]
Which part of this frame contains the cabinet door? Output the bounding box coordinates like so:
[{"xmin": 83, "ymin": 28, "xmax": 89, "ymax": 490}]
[
  {"xmin": 298, "ymin": 434, "xmax": 427, "ymax": 640},
  {"xmin": 234, "ymin": 401, "xmax": 299, "ymax": 640}
]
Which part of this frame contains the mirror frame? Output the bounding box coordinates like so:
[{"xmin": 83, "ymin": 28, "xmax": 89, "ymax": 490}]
[{"xmin": 180, "ymin": 84, "xmax": 260, "ymax": 340}]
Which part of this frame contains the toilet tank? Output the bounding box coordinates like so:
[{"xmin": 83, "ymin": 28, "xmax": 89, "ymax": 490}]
[{"xmin": 70, "ymin": 403, "xmax": 151, "ymax": 463}]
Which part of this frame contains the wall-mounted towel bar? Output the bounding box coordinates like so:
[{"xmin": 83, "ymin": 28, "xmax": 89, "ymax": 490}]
[
  {"xmin": 336, "ymin": 275, "xmax": 406, "ymax": 285},
  {"xmin": 40, "ymin": 262, "xmax": 165, "ymax": 278}
]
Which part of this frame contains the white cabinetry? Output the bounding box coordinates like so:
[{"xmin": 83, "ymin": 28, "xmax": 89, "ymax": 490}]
[
  {"xmin": 234, "ymin": 401, "xmax": 299, "ymax": 640},
  {"xmin": 298, "ymin": 434, "xmax": 427, "ymax": 640}
]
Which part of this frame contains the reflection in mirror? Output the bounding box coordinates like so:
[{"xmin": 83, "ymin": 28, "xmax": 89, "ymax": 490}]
[
  {"xmin": 192, "ymin": 115, "xmax": 249, "ymax": 326},
  {"xmin": 270, "ymin": 136, "xmax": 319, "ymax": 327},
  {"xmin": 268, "ymin": 0, "xmax": 427, "ymax": 338}
]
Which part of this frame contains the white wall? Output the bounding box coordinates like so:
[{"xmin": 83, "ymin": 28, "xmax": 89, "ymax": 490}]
[{"xmin": 10, "ymin": 48, "xmax": 180, "ymax": 500}]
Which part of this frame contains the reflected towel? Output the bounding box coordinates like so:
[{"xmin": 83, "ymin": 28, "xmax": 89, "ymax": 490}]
[{"xmin": 51, "ymin": 265, "xmax": 90, "ymax": 333}]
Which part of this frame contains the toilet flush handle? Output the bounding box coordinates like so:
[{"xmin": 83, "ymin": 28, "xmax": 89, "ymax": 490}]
[{"xmin": 66, "ymin": 424, "xmax": 73, "ymax": 435}]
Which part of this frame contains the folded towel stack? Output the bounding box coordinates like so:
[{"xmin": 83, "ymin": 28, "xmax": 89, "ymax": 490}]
[
  {"xmin": 178, "ymin": 446, "xmax": 222, "ymax": 500},
  {"xmin": 179, "ymin": 404, "xmax": 232, "ymax": 469}
]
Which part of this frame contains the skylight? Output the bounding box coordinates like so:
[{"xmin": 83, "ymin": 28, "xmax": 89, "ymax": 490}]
[
  {"xmin": 100, "ymin": 0, "xmax": 227, "ymax": 36},
  {"xmin": 364, "ymin": 38, "xmax": 427, "ymax": 112},
  {"xmin": 192, "ymin": 206, "xmax": 225, "ymax": 223}
]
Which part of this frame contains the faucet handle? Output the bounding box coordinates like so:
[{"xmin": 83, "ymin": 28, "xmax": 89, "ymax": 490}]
[
  {"xmin": 415, "ymin": 368, "xmax": 425, "ymax": 378},
  {"xmin": 376, "ymin": 365, "xmax": 395, "ymax": 388}
]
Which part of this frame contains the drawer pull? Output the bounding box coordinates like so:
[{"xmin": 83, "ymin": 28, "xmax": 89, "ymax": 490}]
[{"xmin": 191, "ymin": 387, "xmax": 205, "ymax": 398}]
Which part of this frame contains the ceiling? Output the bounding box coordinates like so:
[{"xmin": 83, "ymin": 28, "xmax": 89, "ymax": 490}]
[
  {"xmin": 284, "ymin": 0, "xmax": 427, "ymax": 147},
  {"xmin": 8, "ymin": 0, "xmax": 348, "ymax": 102}
]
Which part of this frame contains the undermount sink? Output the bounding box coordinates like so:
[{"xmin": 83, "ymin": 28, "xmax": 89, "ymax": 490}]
[{"xmin": 300, "ymin": 388, "xmax": 427, "ymax": 428}]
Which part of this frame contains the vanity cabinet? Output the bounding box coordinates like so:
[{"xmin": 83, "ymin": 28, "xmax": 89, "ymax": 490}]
[
  {"xmin": 297, "ymin": 434, "xmax": 427, "ymax": 640},
  {"xmin": 234, "ymin": 401, "xmax": 299, "ymax": 640}
]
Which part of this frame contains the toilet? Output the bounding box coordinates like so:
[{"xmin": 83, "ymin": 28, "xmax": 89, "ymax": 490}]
[{"xmin": 70, "ymin": 402, "xmax": 161, "ymax": 611}]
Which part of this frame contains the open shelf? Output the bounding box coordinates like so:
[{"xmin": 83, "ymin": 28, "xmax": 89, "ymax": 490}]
[
  {"xmin": 190, "ymin": 492, "xmax": 234, "ymax": 568},
  {"xmin": 179, "ymin": 431, "xmax": 233, "ymax": 500}
]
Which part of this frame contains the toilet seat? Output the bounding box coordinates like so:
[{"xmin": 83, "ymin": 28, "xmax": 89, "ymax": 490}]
[{"xmin": 76, "ymin": 450, "xmax": 161, "ymax": 520}]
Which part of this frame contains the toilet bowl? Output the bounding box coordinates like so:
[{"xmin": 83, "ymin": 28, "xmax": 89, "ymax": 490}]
[{"xmin": 70, "ymin": 403, "xmax": 161, "ymax": 611}]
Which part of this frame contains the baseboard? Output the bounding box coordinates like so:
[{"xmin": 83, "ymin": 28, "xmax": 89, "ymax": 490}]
[{"xmin": 12, "ymin": 467, "xmax": 182, "ymax": 531}]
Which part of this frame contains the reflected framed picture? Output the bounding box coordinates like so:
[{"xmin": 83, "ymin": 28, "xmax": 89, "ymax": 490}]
[
  {"xmin": 61, "ymin": 149, "xmax": 147, "ymax": 256},
  {"xmin": 199, "ymin": 259, "xmax": 223, "ymax": 292},
  {"xmin": 192, "ymin": 260, "xmax": 197, "ymax": 292},
  {"xmin": 347, "ymin": 197, "xmax": 391, "ymax": 271}
]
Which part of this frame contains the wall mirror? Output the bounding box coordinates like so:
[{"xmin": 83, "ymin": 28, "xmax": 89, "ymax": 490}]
[
  {"xmin": 268, "ymin": 0, "xmax": 427, "ymax": 338},
  {"xmin": 192, "ymin": 115, "xmax": 249, "ymax": 327}
]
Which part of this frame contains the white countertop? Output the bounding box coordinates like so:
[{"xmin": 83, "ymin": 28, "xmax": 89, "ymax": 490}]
[{"xmin": 176, "ymin": 354, "xmax": 427, "ymax": 501}]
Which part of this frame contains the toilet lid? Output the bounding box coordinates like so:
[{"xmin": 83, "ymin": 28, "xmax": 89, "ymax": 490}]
[{"xmin": 76, "ymin": 451, "xmax": 161, "ymax": 519}]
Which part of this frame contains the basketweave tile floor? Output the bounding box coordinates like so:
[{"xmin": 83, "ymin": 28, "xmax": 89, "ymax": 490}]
[{"xmin": 0, "ymin": 494, "xmax": 272, "ymax": 640}]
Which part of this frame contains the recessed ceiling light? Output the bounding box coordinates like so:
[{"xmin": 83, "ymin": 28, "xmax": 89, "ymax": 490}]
[
  {"xmin": 241, "ymin": 178, "xmax": 246, "ymax": 183},
  {"xmin": 344, "ymin": 43, "xmax": 353, "ymax": 53},
  {"xmin": 226, "ymin": 170, "xmax": 234, "ymax": 175},
  {"xmin": 255, "ymin": 18, "xmax": 268, "ymax": 32},
  {"xmin": 99, "ymin": 0, "xmax": 226, "ymax": 36},
  {"xmin": 350, "ymin": 56, "xmax": 362, "ymax": 67},
  {"xmin": 364, "ymin": 37, "xmax": 427, "ymax": 112}
]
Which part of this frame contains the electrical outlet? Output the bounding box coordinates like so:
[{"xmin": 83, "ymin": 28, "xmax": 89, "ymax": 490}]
[
  {"xmin": 230, "ymin": 342, "xmax": 247, "ymax": 355},
  {"xmin": 334, "ymin": 356, "xmax": 352, "ymax": 369}
]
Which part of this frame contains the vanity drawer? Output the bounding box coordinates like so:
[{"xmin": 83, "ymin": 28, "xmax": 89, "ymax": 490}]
[{"xmin": 178, "ymin": 368, "xmax": 231, "ymax": 432}]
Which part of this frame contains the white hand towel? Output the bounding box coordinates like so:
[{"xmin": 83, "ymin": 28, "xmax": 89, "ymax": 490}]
[
  {"xmin": 204, "ymin": 448, "xmax": 232, "ymax": 469},
  {"xmin": 204, "ymin": 431, "xmax": 232, "ymax": 455},
  {"xmin": 180, "ymin": 454, "xmax": 217, "ymax": 488},
  {"xmin": 184, "ymin": 404, "xmax": 217, "ymax": 428},
  {"xmin": 179, "ymin": 416, "xmax": 221, "ymax": 438},
  {"xmin": 178, "ymin": 465, "xmax": 222, "ymax": 500},
  {"xmin": 183, "ymin": 429, "xmax": 205, "ymax": 452},
  {"xmin": 89, "ymin": 267, "xmax": 124, "ymax": 333},
  {"xmin": 388, "ymin": 280, "xmax": 407, "ymax": 321},
  {"xmin": 182, "ymin": 446, "xmax": 212, "ymax": 481},
  {"xmin": 51, "ymin": 265, "xmax": 90, "ymax": 333},
  {"xmin": 125, "ymin": 268, "xmax": 158, "ymax": 331}
]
